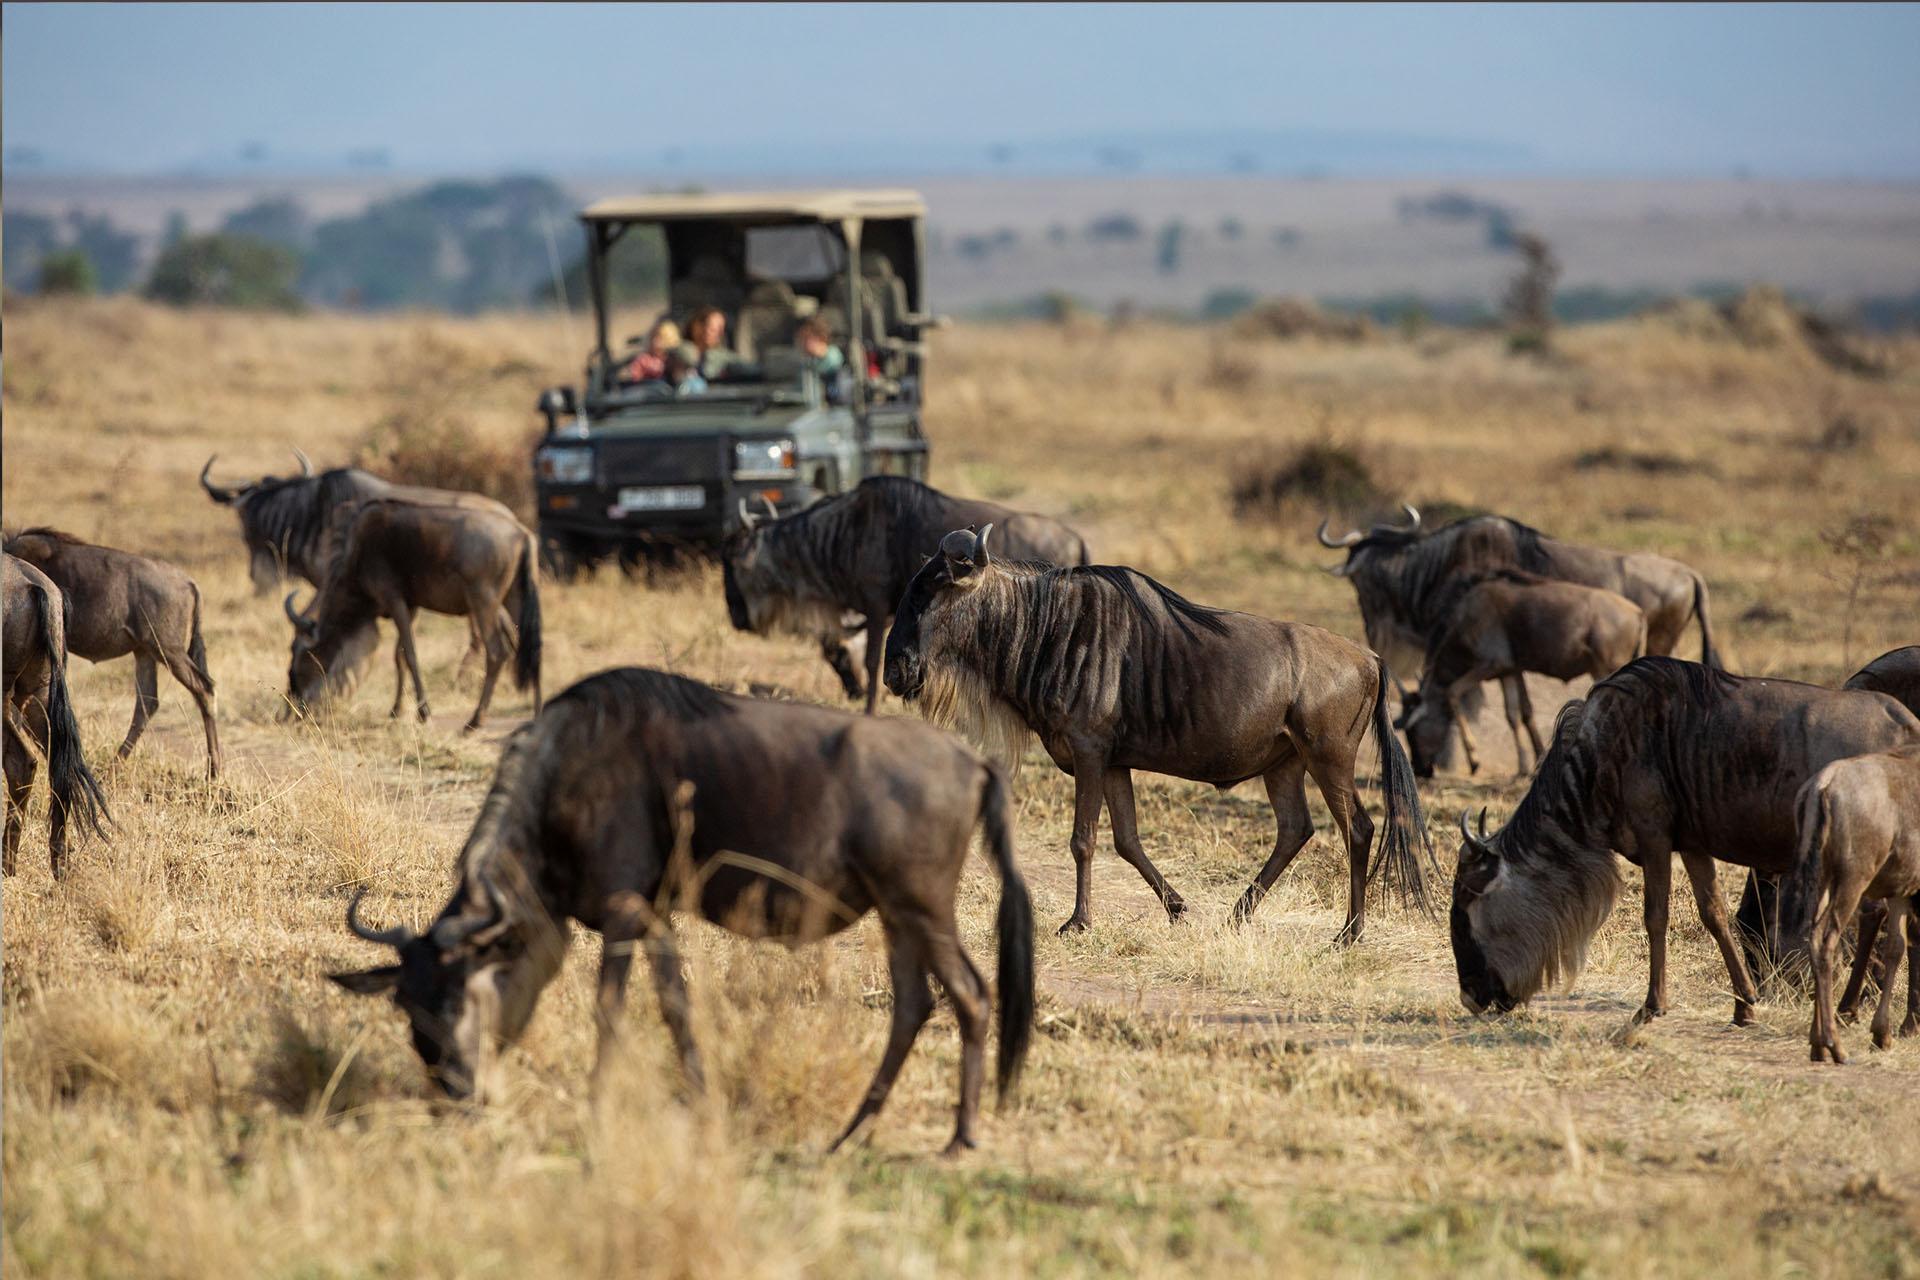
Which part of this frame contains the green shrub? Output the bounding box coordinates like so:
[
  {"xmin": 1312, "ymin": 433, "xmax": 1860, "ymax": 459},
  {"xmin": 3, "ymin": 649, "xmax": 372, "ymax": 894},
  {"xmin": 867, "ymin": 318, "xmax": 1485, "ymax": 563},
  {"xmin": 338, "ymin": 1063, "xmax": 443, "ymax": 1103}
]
[
  {"xmin": 144, "ymin": 233, "xmax": 303, "ymax": 310},
  {"xmin": 37, "ymin": 249, "xmax": 96, "ymax": 296}
]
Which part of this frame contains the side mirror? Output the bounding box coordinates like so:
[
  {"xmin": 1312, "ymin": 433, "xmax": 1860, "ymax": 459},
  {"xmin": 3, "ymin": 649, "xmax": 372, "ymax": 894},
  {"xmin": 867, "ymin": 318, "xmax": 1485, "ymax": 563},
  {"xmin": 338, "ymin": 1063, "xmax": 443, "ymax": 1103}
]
[{"xmin": 537, "ymin": 386, "xmax": 578, "ymax": 434}]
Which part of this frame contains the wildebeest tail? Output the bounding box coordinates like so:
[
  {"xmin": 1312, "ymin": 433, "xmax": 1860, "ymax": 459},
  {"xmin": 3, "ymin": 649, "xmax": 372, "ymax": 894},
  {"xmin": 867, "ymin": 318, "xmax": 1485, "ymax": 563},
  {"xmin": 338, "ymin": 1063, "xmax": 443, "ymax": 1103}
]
[
  {"xmin": 1692, "ymin": 574, "xmax": 1721, "ymax": 669},
  {"xmin": 1790, "ymin": 772, "xmax": 1832, "ymax": 943},
  {"xmin": 980, "ymin": 763, "xmax": 1034, "ymax": 1103},
  {"xmin": 1368, "ymin": 659, "xmax": 1436, "ymax": 916},
  {"xmin": 513, "ymin": 535, "xmax": 543, "ymax": 703},
  {"xmin": 33, "ymin": 583, "xmax": 110, "ymax": 847},
  {"xmin": 185, "ymin": 581, "xmax": 216, "ymax": 694}
]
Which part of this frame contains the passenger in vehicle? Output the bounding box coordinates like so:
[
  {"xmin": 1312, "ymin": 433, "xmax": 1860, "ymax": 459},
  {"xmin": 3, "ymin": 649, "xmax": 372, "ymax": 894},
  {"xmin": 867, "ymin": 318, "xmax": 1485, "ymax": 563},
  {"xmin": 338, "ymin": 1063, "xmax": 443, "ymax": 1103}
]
[
  {"xmin": 681, "ymin": 306, "xmax": 739, "ymax": 381},
  {"xmin": 620, "ymin": 318, "xmax": 681, "ymax": 384},
  {"xmin": 662, "ymin": 350, "xmax": 708, "ymax": 397},
  {"xmin": 795, "ymin": 317, "xmax": 845, "ymax": 378}
]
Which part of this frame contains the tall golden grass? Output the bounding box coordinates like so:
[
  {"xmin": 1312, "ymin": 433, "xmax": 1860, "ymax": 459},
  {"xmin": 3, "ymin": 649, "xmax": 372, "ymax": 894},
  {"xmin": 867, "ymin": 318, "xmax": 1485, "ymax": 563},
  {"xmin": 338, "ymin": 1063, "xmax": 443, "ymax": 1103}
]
[{"xmin": 3, "ymin": 296, "xmax": 1917, "ymax": 1276}]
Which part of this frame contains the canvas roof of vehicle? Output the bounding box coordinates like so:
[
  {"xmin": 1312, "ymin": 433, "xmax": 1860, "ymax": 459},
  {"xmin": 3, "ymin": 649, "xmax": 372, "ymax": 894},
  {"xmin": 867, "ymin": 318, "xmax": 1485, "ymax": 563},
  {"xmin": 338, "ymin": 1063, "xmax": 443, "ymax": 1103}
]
[{"xmin": 581, "ymin": 189, "xmax": 926, "ymax": 225}]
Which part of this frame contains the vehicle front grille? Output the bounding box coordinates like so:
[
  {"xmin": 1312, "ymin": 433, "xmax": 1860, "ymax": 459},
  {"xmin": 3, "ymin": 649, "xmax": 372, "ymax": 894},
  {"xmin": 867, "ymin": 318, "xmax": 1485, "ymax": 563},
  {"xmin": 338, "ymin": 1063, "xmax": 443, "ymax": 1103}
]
[{"xmin": 598, "ymin": 437, "xmax": 725, "ymax": 487}]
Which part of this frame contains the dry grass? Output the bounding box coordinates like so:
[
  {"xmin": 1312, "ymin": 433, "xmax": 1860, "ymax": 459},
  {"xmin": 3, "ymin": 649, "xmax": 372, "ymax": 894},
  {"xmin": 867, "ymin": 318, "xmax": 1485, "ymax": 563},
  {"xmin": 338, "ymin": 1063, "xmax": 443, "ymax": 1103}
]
[{"xmin": 4, "ymin": 295, "xmax": 1919, "ymax": 1277}]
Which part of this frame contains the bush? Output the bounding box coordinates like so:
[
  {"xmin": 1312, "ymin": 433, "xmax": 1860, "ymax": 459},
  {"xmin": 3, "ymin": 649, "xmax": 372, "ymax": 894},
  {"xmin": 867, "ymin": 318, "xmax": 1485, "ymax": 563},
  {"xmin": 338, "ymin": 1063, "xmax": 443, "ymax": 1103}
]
[
  {"xmin": 1231, "ymin": 438, "xmax": 1385, "ymax": 521},
  {"xmin": 37, "ymin": 249, "xmax": 96, "ymax": 296},
  {"xmin": 144, "ymin": 233, "xmax": 303, "ymax": 310}
]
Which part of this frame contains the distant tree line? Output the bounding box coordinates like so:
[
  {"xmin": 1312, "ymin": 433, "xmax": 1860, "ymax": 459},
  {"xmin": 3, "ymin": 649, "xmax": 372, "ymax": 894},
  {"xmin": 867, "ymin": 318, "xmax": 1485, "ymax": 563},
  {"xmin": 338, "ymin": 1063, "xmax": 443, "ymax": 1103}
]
[{"xmin": 0, "ymin": 175, "xmax": 665, "ymax": 313}]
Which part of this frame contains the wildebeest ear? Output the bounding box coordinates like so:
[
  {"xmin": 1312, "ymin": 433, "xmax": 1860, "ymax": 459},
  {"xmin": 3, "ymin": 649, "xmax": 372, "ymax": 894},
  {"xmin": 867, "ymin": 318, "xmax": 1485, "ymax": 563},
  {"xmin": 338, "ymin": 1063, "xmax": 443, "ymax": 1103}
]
[
  {"xmin": 329, "ymin": 965, "xmax": 401, "ymax": 995},
  {"xmin": 1457, "ymin": 853, "xmax": 1501, "ymax": 898}
]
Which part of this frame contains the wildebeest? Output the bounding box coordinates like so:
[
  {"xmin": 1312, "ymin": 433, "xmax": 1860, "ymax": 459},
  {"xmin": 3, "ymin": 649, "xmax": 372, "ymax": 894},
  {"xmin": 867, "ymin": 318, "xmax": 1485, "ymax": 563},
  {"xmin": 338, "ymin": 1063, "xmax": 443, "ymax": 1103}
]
[
  {"xmin": 722, "ymin": 476, "xmax": 1090, "ymax": 713},
  {"xmin": 1833, "ymin": 645, "xmax": 1920, "ymax": 1022},
  {"xmin": 883, "ymin": 526, "xmax": 1433, "ymax": 940},
  {"xmin": 1394, "ymin": 571, "xmax": 1646, "ymax": 777},
  {"xmin": 1318, "ymin": 508, "xmax": 1719, "ymax": 677},
  {"xmin": 4, "ymin": 554, "xmax": 109, "ymax": 877},
  {"xmin": 1796, "ymin": 745, "xmax": 1920, "ymax": 1062},
  {"xmin": 284, "ymin": 499, "xmax": 541, "ymax": 731},
  {"xmin": 4, "ymin": 528, "xmax": 222, "ymax": 779},
  {"xmin": 1449, "ymin": 658, "xmax": 1920, "ymax": 1026},
  {"xmin": 329, "ymin": 667, "xmax": 1033, "ymax": 1155},
  {"xmin": 1734, "ymin": 643, "xmax": 1920, "ymax": 988}
]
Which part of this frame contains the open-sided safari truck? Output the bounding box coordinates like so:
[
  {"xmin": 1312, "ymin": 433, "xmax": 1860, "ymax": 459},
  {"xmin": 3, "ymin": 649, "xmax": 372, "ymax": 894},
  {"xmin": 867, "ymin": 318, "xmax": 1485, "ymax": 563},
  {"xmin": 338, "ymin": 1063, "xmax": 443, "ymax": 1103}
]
[{"xmin": 532, "ymin": 188, "xmax": 936, "ymax": 575}]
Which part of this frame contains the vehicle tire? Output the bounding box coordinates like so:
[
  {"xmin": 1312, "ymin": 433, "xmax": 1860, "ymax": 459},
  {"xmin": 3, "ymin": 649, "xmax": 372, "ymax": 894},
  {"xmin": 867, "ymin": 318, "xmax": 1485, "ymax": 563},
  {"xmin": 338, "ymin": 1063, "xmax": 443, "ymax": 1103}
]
[{"xmin": 539, "ymin": 528, "xmax": 587, "ymax": 583}]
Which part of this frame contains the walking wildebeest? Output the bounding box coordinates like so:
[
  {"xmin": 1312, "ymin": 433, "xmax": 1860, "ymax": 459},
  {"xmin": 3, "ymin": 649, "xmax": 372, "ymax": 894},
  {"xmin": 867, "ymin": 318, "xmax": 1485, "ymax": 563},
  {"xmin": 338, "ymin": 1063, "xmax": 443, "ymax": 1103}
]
[
  {"xmin": 1796, "ymin": 745, "xmax": 1920, "ymax": 1062},
  {"xmin": 1318, "ymin": 508, "xmax": 1718, "ymax": 677},
  {"xmin": 4, "ymin": 528, "xmax": 222, "ymax": 779},
  {"xmin": 1394, "ymin": 571, "xmax": 1647, "ymax": 777},
  {"xmin": 1734, "ymin": 643, "xmax": 1920, "ymax": 992},
  {"xmin": 1449, "ymin": 658, "xmax": 1920, "ymax": 1026},
  {"xmin": 284, "ymin": 499, "xmax": 541, "ymax": 731},
  {"xmin": 1833, "ymin": 645, "xmax": 1920, "ymax": 1024},
  {"xmin": 882, "ymin": 526, "xmax": 1434, "ymax": 941},
  {"xmin": 328, "ymin": 667, "xmax": 1034, "ymax": 1155},
  {"xmin": 722, "ymin": 476, "xmax": 1090, "ymax": 713},
  {"xmin": 4, "ymin": 554, "xmax": 109, "ymax": 877}
]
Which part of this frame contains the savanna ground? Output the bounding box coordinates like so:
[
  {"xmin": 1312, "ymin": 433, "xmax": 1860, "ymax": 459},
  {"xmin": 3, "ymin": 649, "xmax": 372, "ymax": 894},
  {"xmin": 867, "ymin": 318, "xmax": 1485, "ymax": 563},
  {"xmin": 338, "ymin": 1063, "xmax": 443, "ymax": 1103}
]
[{"xmin": 3, "ymin": 296, "xmax": 1918, "ymax": 1277}]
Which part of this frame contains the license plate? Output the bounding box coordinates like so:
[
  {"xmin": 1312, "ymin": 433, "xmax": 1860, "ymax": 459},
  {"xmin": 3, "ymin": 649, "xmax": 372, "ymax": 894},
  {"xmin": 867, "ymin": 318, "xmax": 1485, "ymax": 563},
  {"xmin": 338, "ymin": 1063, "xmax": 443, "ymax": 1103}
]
[{"xmin": 615, "ymin": 485, "xmax": 705, "ymax": 513}]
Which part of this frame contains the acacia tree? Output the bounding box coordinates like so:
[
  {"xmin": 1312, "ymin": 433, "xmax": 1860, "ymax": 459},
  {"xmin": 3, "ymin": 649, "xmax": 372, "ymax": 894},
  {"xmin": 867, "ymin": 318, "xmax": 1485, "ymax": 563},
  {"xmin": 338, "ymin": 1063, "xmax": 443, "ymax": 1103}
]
[{"xmin": 1503, "ymin": 232, "xmax": 1560, "ymax": 355}]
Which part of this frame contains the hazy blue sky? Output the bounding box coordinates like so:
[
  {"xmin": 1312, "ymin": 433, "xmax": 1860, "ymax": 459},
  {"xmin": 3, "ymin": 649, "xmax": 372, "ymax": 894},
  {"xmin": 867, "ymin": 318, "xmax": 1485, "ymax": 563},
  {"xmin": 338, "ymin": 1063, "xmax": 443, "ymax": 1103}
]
[{"xmin": 6, "ymin": 2, "xmax": 1919, "ymax": 177}]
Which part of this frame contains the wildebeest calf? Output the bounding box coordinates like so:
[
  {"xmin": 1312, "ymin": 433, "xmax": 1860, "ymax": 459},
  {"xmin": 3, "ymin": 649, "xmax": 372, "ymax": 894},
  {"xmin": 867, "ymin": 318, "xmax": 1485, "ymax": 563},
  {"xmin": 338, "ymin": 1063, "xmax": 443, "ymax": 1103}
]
[
  {"xmin": 329, "ymin": 667, "xmax": 1034, "ymax": 1155},
  {"xmin": 1395, "ymin": 571, "xmax": 1646, "ymax": 777},
  {"xmin": 4, "ymin": 554, "xmax": 109, "ymax": 877},
  {"xmin": 723, "ymin": 476, "xmax": 1089, "ymax": 713},
  {"xmin": 1797, "ymin": 745, "xmax": 1920, "ymax": 1062},
  {"xmin": 884, "ymin": 526, "xmax": 1434, "ymax": 941},
  {"xmin": 285, "ymin": 499, "xmax": 542, "ymax": 731},
  {"xmin": 4, "ymin": 528, "xmax": 221, "ymax": 779}
]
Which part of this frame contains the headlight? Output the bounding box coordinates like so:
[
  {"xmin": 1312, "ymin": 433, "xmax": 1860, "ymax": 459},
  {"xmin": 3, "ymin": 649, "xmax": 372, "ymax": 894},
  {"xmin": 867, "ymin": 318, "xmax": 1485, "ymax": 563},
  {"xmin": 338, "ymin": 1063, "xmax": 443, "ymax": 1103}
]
[
  {"xmin": 733, "ymin": 438, "xmax": 796, "ymax": 480},
  {"xmin": 535, "ymin": 445, "xmax": 594, "ymax": 485}
]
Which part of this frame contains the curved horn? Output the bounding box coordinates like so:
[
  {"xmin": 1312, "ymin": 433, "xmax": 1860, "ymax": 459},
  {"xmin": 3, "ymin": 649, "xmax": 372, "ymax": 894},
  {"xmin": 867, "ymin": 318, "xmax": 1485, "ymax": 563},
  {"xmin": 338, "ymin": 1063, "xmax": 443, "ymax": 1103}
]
[
  {"xmin": 759, "ymin": 496, "xmax": 779, "ymax": 521},
  {"xmin": 199, "ymin": 456, "xmax": 241, "ymax": 504},
  {"xmin": 346, "ymin": 888, "xmax": 414, "ymax": 948},
  {"xmin": 1396, "ymin": 503, "xmax": 1421, "ymax": 533},
  {"xmin": 284, "ymin": 591, "xmax": 317, "ymax": 631},
  {"xmin": 293, "ymin": 447, "xmax": 315, "ymax": 477},
  {"xmin": 974, "ymin": 523, "xmax": 994, "ymax": 567},
  {"xmin": 737, "ymin": 499, "xmax": 760, "ymax": 530},
  {"xmin": 1317, "ymin": 517, "xmax": 1363, "ymax": 549},
  {"xmin": 1458, "ymin": 809, "xmax": 1479, "ymax": 848},
  {"xmin": 430, "ymin": 875, "xmax": 512, "ymax": 951},
  {"xmin": 1477, "ymin": 806, "xmax": 1489, "ymax": 838},
  {"xmin": 939, "ymin": 528, "xmax": 976, "ymax": 561}
]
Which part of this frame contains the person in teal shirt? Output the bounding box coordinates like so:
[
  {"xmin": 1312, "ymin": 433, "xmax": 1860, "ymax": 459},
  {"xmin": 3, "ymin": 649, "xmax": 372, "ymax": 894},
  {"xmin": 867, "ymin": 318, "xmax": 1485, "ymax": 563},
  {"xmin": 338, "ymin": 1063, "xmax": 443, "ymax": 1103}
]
[{"xmin": 796, "ymin": 317, "xmax": 845, "ymax": 377}]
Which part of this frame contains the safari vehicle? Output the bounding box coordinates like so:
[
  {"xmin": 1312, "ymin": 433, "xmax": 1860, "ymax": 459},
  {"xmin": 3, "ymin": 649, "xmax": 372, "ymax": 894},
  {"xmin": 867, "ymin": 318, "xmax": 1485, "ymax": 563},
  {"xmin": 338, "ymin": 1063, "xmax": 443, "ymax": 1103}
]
[{"xmin": 532, "ymin": 189, "xmax": 937, "ymax": 576}]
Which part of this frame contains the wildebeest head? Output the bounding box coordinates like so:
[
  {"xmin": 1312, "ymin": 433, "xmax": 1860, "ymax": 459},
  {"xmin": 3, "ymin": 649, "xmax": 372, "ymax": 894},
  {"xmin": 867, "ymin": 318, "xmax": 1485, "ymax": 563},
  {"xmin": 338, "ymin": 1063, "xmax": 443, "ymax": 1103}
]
[
  {"xmin": 283, "ymin": 590, "xmax": 379, "ymax": 716},
  {"xmin": 1449, "ymin": 809, "xmax": 1518, "ymax": 1014},
  {"xmin": 329, "ymin": 881, "xmax": 559, "ymax": 1101},
  {"xmin": 883, "ymin": 524, "xmax": 994, "ymax": 701},
  {"xmin": 719, "ymin": 497, "xmax": 782, "ymax": 632},
  {"xmin": 201, "ymin": 450, "xmax": 321, "ymax": 594},
  {"xmin": 1393, "ymin": 686, "xmax": 1463, "ymax": 780}
]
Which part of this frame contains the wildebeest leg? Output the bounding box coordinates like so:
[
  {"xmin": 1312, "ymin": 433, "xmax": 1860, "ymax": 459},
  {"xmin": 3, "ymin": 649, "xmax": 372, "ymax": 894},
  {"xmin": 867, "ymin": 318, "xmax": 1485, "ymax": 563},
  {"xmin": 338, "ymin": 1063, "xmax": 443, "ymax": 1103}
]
[
  {"xmin": 830, "ymin": 927, "xmax": 933, "ymax": 1152},
  {"xmin": 590, "ymin": 892, "xmax": 650, "ymax": 1091},
  {"xmin": 16, "ymin": 698, "xmax": 66, "ymax": 878},
  {"xmin": 644, "ymin": 918, "xmax": 707, "ymax": 1096},
  {"xmin": 1103, "ymin": 769, "xmax": 1186, "ymax": 923},
  {"xmin": 388, "ymin": 643, "xmax": 409, "ymax": 719},
  {"xmin": 160, "ymin": 647, "xmax": 222, "ymax": 779},
  {"xmin": 1903, "ymin": 905, "xmax": 1919, "ymax": 1037},
  {"xmin": 861, "ymin": 617, "xmax": 886, "ymax": 716},
  {"xmin": 1443, "ymin": 672, "xmax": 1496, "ymax": 776},
  {"xmin": 1496, "ymin": 675, "xmax": 1533, "ymax": 775},
  {"xmin": 820, "ymin": 638, "xmax": 864, "ymax": 702},
  {"xmin": 1300, "ymin": 741, "xmax": 1375, "ymax": 946},
  {"xmin": 1635, "ymin": 850, "xmax": 1673, "ymax": 1023},
  {"xmin": 923, "ymin": 930, "xmax": 990, "ymax": 1156},
  {"xmin": 1809, "ymin": 876, "xmax": 1864, "ymax": 1063},
  {"xmin": 1060, "ymin": 763, "xmax": 1106, "ymax": 934},
  {"xmin": 465, "ymin": 596, "xmax": 510, "ymax": 732},
  {"xmin": 453, "ymin": 616, "xmax": 488, "ymax": 687},
  {"xmin": 387, "ymin": 601, "xmax": 430, "ymax": 722},
  {"xmin": 3, "ymin": 718, "xmax": 34, "ymax": 877},
  {"xmin": 1679, "ymin": 852, "xmax": 1760, "ymax": 1025},
  {"xmin": 1837, "ymin": 900, "xmax": 1885, "ymax": 1024},
  {"xmin": 1871, "ymin": 897, "xmax": 1910, "ymax": 1050},
  {"xmin": 1232, "ymin": 755, "xmax": 1312, "ymax": 927},
  {"xmin": 120, "ymin": 652, "xmax": 160, "ymax": 760}
]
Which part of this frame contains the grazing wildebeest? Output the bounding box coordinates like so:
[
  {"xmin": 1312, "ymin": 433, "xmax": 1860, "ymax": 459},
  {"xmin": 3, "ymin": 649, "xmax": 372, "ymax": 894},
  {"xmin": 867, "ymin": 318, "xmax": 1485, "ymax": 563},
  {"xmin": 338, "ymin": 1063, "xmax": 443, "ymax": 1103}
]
[
  {"xmin": 1735, "ymin": 643, "xmax": 1920, "ymax": 991},
  {"xmin": 1394, "ymin": 571, "xmax": 1647, "ymax": 777},
  {"xmin": 1449, "ymin": 658, "xmax": 1920, "ymax": 1027},
  {"xmin": 4, "ymin": 554, "xmax": 109, "ymax": 877},
  {"xmin": 1796, "ymin": 745, "xmax": 1920, "ymax": 1062},
  {"xmin": 722, "ymin": 476, "xmax": 1090, "ymax": 713},
  {"xmin": 882, "ymin": 526, "xmax": 1433, "ymax": 940},
  {"xmin": 329, "ymin": 667, "xmax": 1033, "ymax": 1155},
  {"xmin": 1318, "ymin": 508, "xmax": 1719, "ymax": 677},
  {"xmin": 4, "ymin": 528, "xmax": 222, "ymax": 779},
  {"xmin": 284, "ymin": 499, "xmax": 541, "ymax": 731}
]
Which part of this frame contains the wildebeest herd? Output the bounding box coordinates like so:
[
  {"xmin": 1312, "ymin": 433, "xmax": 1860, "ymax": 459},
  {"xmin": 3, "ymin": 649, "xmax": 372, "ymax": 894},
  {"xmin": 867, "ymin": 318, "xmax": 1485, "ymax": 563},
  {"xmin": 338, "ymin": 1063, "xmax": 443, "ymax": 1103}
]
[{"xmin": 4, "ymin": 458, "xmax": 1916, "ymax": 1153}]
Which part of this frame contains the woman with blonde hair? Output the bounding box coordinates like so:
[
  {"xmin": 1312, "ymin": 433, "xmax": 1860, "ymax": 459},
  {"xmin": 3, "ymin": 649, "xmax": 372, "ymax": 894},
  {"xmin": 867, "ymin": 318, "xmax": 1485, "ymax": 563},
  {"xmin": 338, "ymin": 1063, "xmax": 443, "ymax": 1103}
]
[{"xmin": 620, "ymin": 317, "xmax": 682, "ymax": 384}]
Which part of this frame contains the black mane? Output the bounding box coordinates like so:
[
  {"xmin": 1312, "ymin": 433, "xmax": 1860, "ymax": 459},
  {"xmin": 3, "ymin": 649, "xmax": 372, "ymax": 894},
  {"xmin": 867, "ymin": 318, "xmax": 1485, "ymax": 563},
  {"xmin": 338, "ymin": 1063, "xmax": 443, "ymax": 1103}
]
[
  {"xmin": 1072, "ymin": 564, "xmax": 1232, "ymax": 639},
  {"xmin": 560, "ymin": 667, "xmax": 737, "ymax": 723}
]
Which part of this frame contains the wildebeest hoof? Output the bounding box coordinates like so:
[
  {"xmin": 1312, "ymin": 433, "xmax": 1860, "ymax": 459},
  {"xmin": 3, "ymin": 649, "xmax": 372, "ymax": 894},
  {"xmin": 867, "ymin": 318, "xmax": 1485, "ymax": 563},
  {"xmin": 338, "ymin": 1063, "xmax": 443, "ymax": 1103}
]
[
  {"xmin": 1732, "ymin": 1002, "xmax": 1756, "ymax": 1027},
  {"xmin": 1631, "ymin": 1004, "xmax": 1666, "ymax": 1025},
  {"xmin": 1811, "ymin": 1041, "xmax": 1846, "ymax": 1065},
  {"xmin": 1057, "ymin": 916, "xmax": 1091, "ymax": 936},
  {"xmin": 416, "ymin": 705, "xmax": 431, "ymax": 723},
  {"xmin": 1838, "ymin": 1006, "xmax": 1861, "ymax": 1026},
  {"xmin": 1873, "ymin": 1028, "xmax": 1893, "ymax": 1050},
  {"xmin": 1230, "ymin": 888, "xmax": 1261, "ymax": 927},
  {"xmin": 940, "ymin": 1134, "xmax": 977, "ymax": 1158},
  {"xmin": 1163, "ymin": 895, "xmax": 1187, "ymax": 924},
  {"xmin": 461, "ymin": 720, "xmax": 482, "ymax": 735},
  {"xmin": 1901, "ymin": 1014, "xmax": 1918, "ymax": 1038}
]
